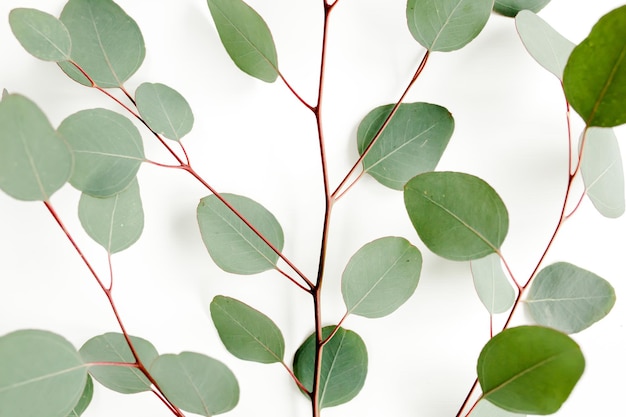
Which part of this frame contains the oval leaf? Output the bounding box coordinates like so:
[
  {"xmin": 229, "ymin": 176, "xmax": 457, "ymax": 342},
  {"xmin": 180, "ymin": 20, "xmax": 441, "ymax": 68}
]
[
  {"xmin": 494, "ymin": 0, "xmax": 551, "ymax": 18},
  {"xmin": 563, "ymin": 6, "xmax": 626, "ymax": 127},
  {"xmin": 197, "ymin": 193, "xmax": 284, "ymax": 275},
  {"xmin": 9, "ymin": 8, "xmax": 71, "ymax": 62},
  {"xmin": 293, "ymin": 326, "xmax": 368, "ymax": 409},
  {"xmin": 58, "ymin": 0, "xmax": 145, "ymax": 88},
  {"xmin": 471, "ymin": 253, "xmax": 516, "ymax": 314},
  {"xmin": 67, "ymin": 375, "xmax": 93, "ymax": 417},
  {"xmin": 79, "ymin": 332, "xmax": 158, "ymax": 394},
  {"xmin": 526, "ymin": 262, "xmax": 616, "ymax": 334},
  {"xmin": 404, "ymin": 172, "xmax": 509, "ymax": 261},
  {"xmin": 0, "ymin": 94, "xmax": 72, "ymax": 201},
  {"xmin": 406, "ymin": 0, "xmax": 493, "ymax": 52},
  {"xmin": 135, "ymin": 82, "xmax": 194, "ymax": 141},
  {"xmin": 207, "ymin": 0, "xmax": 278, "ymax": 82},
  {"xmin": 58, "ymin": 108, "xmax": 144, "ymax": 197},
  {"xmin": 150, "ymin": 352, "xmax": 239, "ymax": 416},
  {"xmin": 210, "ymin": 295, "xmax": 285, "ymax": 363},
  {"xmin": 471, "ymin": 399, "xmax": 526, "ymax": 417},
  {"xmin": 341, "ymin": 237, "xmax": 422, "ymax": 318},
  {"xmin": 478, "ymin": 326, "xmax": 585, "ymax": 414},
  {"xmin": 0, "ymin": 330, "xmax": 87, "ymax": 417},
  {"xmin": 357, "ymin": 102, "xmax": 454, "ymax": 190}
]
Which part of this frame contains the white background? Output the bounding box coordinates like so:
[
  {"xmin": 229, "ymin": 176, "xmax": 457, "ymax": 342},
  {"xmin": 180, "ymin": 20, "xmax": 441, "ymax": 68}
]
[{"xmin": 1, "ymin": 0, "xmax": 625, "ymax": 416}]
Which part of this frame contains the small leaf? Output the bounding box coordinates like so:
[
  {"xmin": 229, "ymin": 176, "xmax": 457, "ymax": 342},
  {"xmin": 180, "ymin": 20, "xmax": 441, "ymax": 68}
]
[
  {"xmin": 67, "ymin": 375, "xmax": 93, "ymax": 417},
  {"xmin": 478, "ymin": 326, "xmax": 585, "ymax": 414},
  {"xmin": 293, "ymin": 326, "xmax": 368, "ymax": 409},
  {"xmin": 406, "ymin": 0, "xmax": 494, "ymax": 52},
  {"xmin": 9, "ymin": 8, "xmax": 71, "ymax": 62},
  {"xmin": 197, "ymin": 193, "xmax": 284, "ymax": 275},
  {"xmin": 0, "ymin": 94, "xmax": 72, "ymax": 201},
  {"xmin": 357, "ymin": 102, "xmax": 454, "ymax": 190},
  {"xmin": 58, "ymin": 108, "xmax": 144, "ymax": 197},
  {"xmin": 0, "ymin": 329, "xmax": 87, "ymax": 417},
  {"xmin": 526, "ymin": 262, "xmax": 616, "ymax": 334},
  {"xmin": 341, "ymin": 237, "xmax": 422, "ymax": 318},
  {"xmin": 210, "ymin": 295, "xmax": 285, "ymax": 363},
  {"xmin": 580, "ymin": 128, "xmax": 625, "ymax": 218},
  {"xmin": 150, "ymin": 352, "xmax": 239, "ymax": 416},
  {"xmin": 471, "ymin": 399, "xmax": 526, "ymax": 417},
  {"xmin": 135, "ymin": 83, "xmax": 194, "ymax": 141},
  {"xmin": 79, "ymin": 333, "xmax": 158, "ymax": 394},
  {"xmin": 404, "ymin": 172, "xmax": 509, "ymax": 261},
  {"xmin": 563, "ymin": 6, "xmax": 626, "ymax": 127},
  {"xmin": 471, "ymin": 253, "xmax": 516, "ymax": 314},
  {"xmin": 207, "ymin": 0, "xmax": 278, "ymax": 82},
  {"xmin": 494, "ymin": 0, "xmax": 551, "ymax": 18}
]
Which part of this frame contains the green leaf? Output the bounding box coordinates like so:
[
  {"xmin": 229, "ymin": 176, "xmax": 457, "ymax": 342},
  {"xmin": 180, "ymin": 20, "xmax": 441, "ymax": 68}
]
[
  {"xmin": 471, "ymin": 253, "xmax": 515, "ymax": 314},
  {"xmin": 563, "ymin": 6, "xmax": 626, "ymax": 127},
  {"xmin": 9, "ymin": 8, "xmax": 71, "ymax": 62},
  {"xmin": 515, "ymin": 11, "xmax": 575, "ymax": 80},
  {"xmin": 78, "ymin": 179, "xmax": 144, "ymax": 254},
  {"xmin": 0, "ymin": 329, "xmax": 87, "ymax": 417},
  {"xmin": 293, "ymin": 326, "xmax": 368, "ymax": 409},
  {"xmin": 67, "ymin": 375, "xmax": 93, "ymax": 417},
  {"xmin": 58, "ymin": 0, "xmax": 145, "ymax": 88},
  {"xmin": 580, "ymin": 127, "xmax": 625, "ymax": 218},
  {"xmin": 58, "ymin": 108, "xmax": 144, "ymax": 197},
  {"xmin": 79, "ymin": 332, "xmax": 158, "ymax": 394},
  {"xmin": 341, "ymin": 237, "xmax": 422, "ymax": 318},
  {"xmin": 135, "ymin": 82, "xmax": 194, "ymax": 141},
  {"xmin": 357, "ymin": 102, "xmax": 454, "ymax": 190},
  {"xmin": 197, "ymin": 193, "xmax": 284, "ymax": 275},
  {"xmin": 0, "ymin": 94, "xmax": 72, "ymax": 201},
  {"xmin": 494, "ymin": 0, "xmax": 551, "ymax": 17},
  {"xmin": 210, "ymin": 295, "xmax": 285, "ymax": 363},
  {"xmin": 404, "ymin": 172, "xmax": 509, "ymax": 261},
  {"xmin": 207, "ymin": 0, "xmax": 278, "ymax": 82},
  {"xmin": 150, "ymin": 352, "xmax": 239, "ymax": 416},
  {"xmin": 526, "ymin": 262, "xmax": 616, "ymax": 334},
  {"xmin": 478, "ymin": 326, "xmax": 585, "ymax": 414},
  {"xmin": 406, "ymin": 0, "xmax": 494, "ymax": 52},
  {"xmin": 471, "ymin": 399, "xmax": 525, "ymax": 417}
]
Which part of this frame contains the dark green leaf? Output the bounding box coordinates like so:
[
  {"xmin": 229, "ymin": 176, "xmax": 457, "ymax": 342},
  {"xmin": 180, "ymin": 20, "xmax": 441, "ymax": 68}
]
[
  {"xmin": 471, "ymin": 399, "xmax": 525, "ymax": 417},
  {"xmin": 9, "ymin": 8, "xmax": 71, "ymax": 62},
  {"xmin": 67, "ymin": 375, "xmax": 93, "ymax": 417},
  {"xmin": 135, "ymin": 82, "xmax": 194, "ymax": 141},
  {"xmin": 471, "ymin": 253, "xmax": 515, "ymax": 314},
  {"xmin": 494, "ymin": 0, "xmax": 551, "ymax": 17}
]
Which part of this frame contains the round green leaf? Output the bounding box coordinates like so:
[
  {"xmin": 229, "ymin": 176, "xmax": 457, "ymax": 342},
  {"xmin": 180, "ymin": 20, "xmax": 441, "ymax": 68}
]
[
  {"xmin": 357, "ymin": 102, "xmax": 454, "ymax": 190},
  {"xmin": 471, "ymin": 399, "xmax": 525, "ymax": 417},
  {"xmin": 150, "ymin": 352, "xmax": 239, "ymax": 416},
  {"xmin": 78, "ymin": 179, "xmax": 144, "ymax": 254},
  {"xmin": 563, "ymin": 6, "xmax": 626, "ymax": 127},
  {"xmin": 526, "ymin": 262, "xmax": 616, "ymax": 334},
  {"xmin": 58, "ymin": 108, "xmax": 144, "ymax": 197},
  {"xmin": 478, "ymin": 326, "xmax": 585, "ymax": 414},
  {"xmin": 58, "ymin": 0, "xmax": 145, "ymax": 88},
  {"xmin": 135, "ymin": 83, "xmax": 194, "ymax": 141},
  {"xmin": 0, "ymin": 329, "xmax": 87, "ymax": 417},
  {"xmin": 406, "ymin": 0, "xmax": 493, "ymax": 52},
  {"xmin": 79, "ymin": 332, "xmax": 158, "ymax": 394},
  {"xmin": 210, "ymin": 295, "xmax": 285, "ymax": 363},
  {"xmin": 404, "ymin": 172, "xmax": 509, "ymax": 261},
  {"xmin": 494, "ymin": 0, "xmax": 551, "ymax": 17},
  {"xmin": 67, "ymin": 375, "xmax": 93, "ymax": 417},
  {"xmin": 341, "ymin": 237, "xmax": 422, "ymax": 318},
  {"xmin": 9, "ymin": 8, "xmax": 71, "ymax": 62},
  {"xmin": 0, "ymin": 94, "xmax": 72, "ymax": 201},
  {"xmin": 293, "ymin": 326, "xmax": 368, "ymax": 409},
  {"xmin": 197, "ymin": 193, "xmax": 284, "ymax": 275},
  {"xmin": 471, "ymin": 253, "xmax": 515, "ymax": 314}
]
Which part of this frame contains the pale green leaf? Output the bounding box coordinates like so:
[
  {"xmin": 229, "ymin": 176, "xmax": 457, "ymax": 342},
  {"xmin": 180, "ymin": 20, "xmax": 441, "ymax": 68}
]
[
  {"xmin": 135, "ymin": 82, "xmax": 194, "ymax": 141},
  {"xmin": 494, "ymin": 0, "xmax": 551, "ymax": 17},
  {"xmin": 471, "ymin": 399, "xmax": 526, "ymax": 417},
  {"xmin": 471, "ymin": 253, "xmax": 515, "ymax": 314},
  {"xmin": 67, "ymin": 375, "xmax": 93, "ymax": 417},
  {"xmin": 9, "ymin": 8, "xmax": 71, "ymax": 62}
]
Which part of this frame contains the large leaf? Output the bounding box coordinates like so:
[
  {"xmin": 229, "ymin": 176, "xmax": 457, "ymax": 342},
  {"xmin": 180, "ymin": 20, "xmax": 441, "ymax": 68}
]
[
  {"xmin": 67, "ymin": 375, "xmax": 93, "ymax": 417},
  {"xmin": 58, "ymin": 108, "xmax": 144, "ymax": 197},
  {"xmin": 58, "ymin": 0, "xmax": 145, "ymax": 88},
  {"xmin": 526, "ymin": 262, "xmax": 616, "ymax": 334},
  {"xmin": 471, "ymin": 399, "xmax": 526, "ymax": 417},
  {"xmin": 293, "ymin": 326, "xmax": 368, "ymax": 409},
  {"xmin": 197, "ymin": 193, "xmax": 284, "ymax": 275},
  {"xmin": 9, "ymin": 8, "xmax": 71, "ymax": 62},
  {"xmin": 477, "ymin": 326, "xmax": 585, "ymax": 414},
  {"xmin": 357, "ymin": 102, "xmax": 454, "ymax": 190},
  {"xmin": 0, "ymin": 330, "xmax": 87, "ymax": 417},
  {"xmin": 207, "ymin": 0, "xmax": 278, "ymax": 82},
  {"xmin": 210, "ymin": 295, "xmax": 285, "ymax": 363},
  {"xmin": 471, "ymin": 253, "xmax": 515, "ymax": 315},
  {"xmin": 150, "ymin": 352, "xmax": 239, "ymax": 416},
  {"xmin": 341, "ymin": 237, "xmax": 422, "ymax": 318},
  {"xmin": 0, "ymin": 94, "xmax": 72, "ymax": 201},
  {"xmin": 135, "ymin": 82, "xmax": 194, "ymax": 141},
  {"xmin": 494, "ymin": 0, "xmax": 551, "ymax": 18},
  {"xmin": 79, "ymin": 333, "xmax": 158, "ymax": 394},
  {"xmin": 404, "ymin": 172, "xmax": 509, "ymax": 261},
  {"xmin": 406, "ymin": 0, "xmax": 494, "ymax": 52},
  {"xmin": 563, "ymin": 6, "xmax": 626, "ymax": 127}
]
